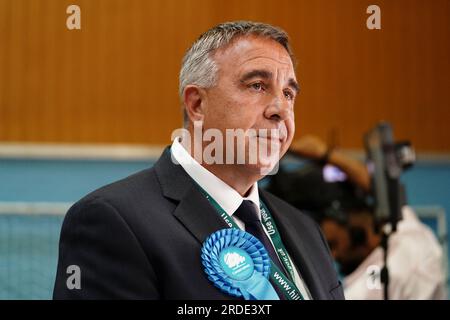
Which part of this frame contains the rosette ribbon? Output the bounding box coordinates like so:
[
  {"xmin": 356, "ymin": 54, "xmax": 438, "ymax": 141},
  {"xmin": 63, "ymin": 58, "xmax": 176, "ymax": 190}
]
[{"xmin": 201, "ymin": 228, "xmax": 279, "ymax": 300}]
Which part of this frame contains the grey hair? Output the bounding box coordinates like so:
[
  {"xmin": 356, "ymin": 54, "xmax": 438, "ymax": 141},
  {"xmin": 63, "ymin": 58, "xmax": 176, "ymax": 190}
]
[{"xmin": 179, "ymin": 21, "xmax": 295, "ymax": 126}]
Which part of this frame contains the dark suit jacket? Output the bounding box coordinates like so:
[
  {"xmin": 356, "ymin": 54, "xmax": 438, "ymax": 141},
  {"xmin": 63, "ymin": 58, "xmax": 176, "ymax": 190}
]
[{"xmin": 53, "ymin": 148, "xmax": 344, "ymax": 299}]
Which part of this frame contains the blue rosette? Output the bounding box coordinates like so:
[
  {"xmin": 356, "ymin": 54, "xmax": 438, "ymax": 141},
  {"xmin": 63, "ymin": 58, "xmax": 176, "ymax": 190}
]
[{"xmin": 201, "ymin": 228, "xmax": 279, "ymax": 300}]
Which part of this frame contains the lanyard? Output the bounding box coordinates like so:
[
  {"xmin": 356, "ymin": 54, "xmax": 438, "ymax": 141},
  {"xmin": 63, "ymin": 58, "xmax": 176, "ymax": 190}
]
[{"xmin": 198, "ymin": 186, "xmax": 304, "ymax": 300}]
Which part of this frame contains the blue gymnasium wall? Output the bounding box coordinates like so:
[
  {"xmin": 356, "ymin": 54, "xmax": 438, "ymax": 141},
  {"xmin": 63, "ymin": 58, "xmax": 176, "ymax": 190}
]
[{"xmin": 0, "ymin": 157, "xmax": 449, "ymax": 299}]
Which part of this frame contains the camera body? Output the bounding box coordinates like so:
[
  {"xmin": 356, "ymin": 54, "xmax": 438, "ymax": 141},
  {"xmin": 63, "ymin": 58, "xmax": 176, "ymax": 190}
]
[{"xmin": 364, "ymin": 122, "xmax": 415, "ymax": 232}]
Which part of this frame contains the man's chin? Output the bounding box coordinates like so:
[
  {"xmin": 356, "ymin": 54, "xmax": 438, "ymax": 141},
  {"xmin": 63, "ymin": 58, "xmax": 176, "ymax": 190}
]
[{"xmin": 243, "ymin": 157, "xmax": 280, "ymax": 176}]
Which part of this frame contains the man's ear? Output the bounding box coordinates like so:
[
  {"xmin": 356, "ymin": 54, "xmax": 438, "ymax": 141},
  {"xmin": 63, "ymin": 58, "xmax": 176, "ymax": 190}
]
[{"xmin": 183, "ymin": 85, "xmax": 207, "ymax": 123}]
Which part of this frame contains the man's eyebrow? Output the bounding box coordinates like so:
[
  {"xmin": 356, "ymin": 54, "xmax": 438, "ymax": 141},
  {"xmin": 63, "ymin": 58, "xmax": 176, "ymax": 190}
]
[{"xmin": 239, "ymin": 69, "xmax": 273, "ymax": 83}]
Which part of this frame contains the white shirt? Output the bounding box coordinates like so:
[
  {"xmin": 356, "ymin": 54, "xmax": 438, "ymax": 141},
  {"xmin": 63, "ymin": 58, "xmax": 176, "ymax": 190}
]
[
  {"xmin": 171, "ymin": 136, "xmax": 311, "ymax": 299},
  {"xmin": 344, "ymin": 206, "xmax": 447, "ymax": 300}
]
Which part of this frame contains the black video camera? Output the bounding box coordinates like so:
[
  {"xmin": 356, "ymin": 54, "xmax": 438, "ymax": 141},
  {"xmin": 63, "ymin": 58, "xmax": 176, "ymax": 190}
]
[{"xmin": 364, "ymin": 122, "xmax": 415, "ymax": 232}]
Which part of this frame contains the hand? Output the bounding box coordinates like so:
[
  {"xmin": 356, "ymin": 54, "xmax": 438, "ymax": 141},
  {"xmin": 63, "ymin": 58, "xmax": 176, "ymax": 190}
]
[{"xmin": 289, "ymin": 135, "xmax": 328, "ymax": 160}]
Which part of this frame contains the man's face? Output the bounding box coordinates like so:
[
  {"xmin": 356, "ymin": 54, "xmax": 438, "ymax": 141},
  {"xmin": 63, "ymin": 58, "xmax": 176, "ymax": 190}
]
[{"xmin": 201, "ymin": 35, "xmax": 298, "ymax": 174}]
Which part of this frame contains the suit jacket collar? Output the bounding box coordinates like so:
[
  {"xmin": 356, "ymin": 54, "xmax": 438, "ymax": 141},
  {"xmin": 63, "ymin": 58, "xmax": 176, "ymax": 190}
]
[{"xmin": 154, "ymin": 147, "xmax": 229, "ymax": 244}]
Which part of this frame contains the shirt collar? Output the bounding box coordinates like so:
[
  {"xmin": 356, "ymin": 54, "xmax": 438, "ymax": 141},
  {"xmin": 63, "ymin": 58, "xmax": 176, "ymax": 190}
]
[{"xmin": 171, "ymin": 136, "xmax": 260, "ymax": 218}]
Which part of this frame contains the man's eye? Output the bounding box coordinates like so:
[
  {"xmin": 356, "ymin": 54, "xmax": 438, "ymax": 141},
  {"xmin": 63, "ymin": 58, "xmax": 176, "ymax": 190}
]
[
  {"xmin": 250, "ymin": 83, "xmax": 264, "ymax": 91},
  {"xmin": 284, "ymin": 90, "xmax": 294, "ymax": 100}
]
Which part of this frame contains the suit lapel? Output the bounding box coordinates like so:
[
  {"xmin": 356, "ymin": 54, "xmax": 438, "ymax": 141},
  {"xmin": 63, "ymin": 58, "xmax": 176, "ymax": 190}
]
[
  {"xmin": 260, "ymin": 190, "xmax": 329, "ymax": 300},
  {"xmin": 173, "ymin": 185, "xmax": 229, "ymax": 244},
  {"xmin": 154, "ymin": 147, "xmax": 229, "ymax": 245}
]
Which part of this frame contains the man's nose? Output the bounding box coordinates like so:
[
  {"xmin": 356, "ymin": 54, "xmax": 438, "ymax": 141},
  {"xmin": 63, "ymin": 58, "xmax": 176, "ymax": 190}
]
[{"xmin": 264, "ymin": 92, "xmax": 291, "ymax": 122}]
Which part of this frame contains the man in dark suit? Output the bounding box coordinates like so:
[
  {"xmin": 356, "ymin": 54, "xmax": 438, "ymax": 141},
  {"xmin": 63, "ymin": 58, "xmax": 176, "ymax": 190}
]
[{"xmin": 53, "ymin": 21, "xmax": 344, "ymax": 300}]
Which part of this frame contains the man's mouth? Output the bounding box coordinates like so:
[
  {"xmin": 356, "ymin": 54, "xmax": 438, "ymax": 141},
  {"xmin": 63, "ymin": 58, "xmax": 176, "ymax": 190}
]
[
  {"xmin": 257, "ymin": 136, "xmax": 282, "ymax": 144},
  {"xmin": 248, "ymin": 129, "xmax": 286, "ymax": 143}
]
